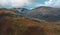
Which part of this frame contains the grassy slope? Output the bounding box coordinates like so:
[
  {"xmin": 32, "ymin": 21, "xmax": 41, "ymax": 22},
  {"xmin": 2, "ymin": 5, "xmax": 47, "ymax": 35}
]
[{"xmin": 0, "ymin": 9, "xmax": 60, "ymax": 35}]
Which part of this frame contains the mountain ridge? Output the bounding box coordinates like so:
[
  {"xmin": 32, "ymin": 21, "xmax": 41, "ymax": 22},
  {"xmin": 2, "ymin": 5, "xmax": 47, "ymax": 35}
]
[{"xmin": 23, "ymin": 6, "xmax": 60, "ymax": 22}]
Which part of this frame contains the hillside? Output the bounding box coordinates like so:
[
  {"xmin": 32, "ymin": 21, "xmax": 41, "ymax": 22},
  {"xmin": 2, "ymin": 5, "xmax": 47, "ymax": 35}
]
[
  {"xmin": 0, "ymin": 8, "xmax": 60, "ymax": 35},
  {"xmin": 25, "ymin": 6, "xmax": 60, "ymax": 22},
  {"xmin": 12, "ymin": 8, "xmax": 29, "ymax": 16}
]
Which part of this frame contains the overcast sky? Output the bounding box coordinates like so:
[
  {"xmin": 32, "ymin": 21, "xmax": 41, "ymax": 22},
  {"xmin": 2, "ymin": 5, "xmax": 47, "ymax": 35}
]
[{"xmin": 0, "ymin": 0, "xmax": 60, "ymax": 9}]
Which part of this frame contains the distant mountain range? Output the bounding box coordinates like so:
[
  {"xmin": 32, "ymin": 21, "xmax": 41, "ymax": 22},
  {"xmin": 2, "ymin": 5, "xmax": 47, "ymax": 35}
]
[
  {"xmin": 12, "ymin": 8, "xmax": 29, "ymax": 16},
  {"xmin": 12, "ymin": 6, "xmax": 60, "ymax": 22}
]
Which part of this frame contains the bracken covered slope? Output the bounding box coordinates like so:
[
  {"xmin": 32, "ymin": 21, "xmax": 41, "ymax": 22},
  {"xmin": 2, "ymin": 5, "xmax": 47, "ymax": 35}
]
[{"xmin": 0, "ymin": 9, "xmax": 60, "ymax": 35}]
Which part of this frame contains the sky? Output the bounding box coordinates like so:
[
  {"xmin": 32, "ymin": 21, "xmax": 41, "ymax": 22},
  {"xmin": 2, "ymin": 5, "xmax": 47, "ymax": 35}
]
[{"xmin": 0, "ymin": 0, "xmax": 60, "ymax": 9}]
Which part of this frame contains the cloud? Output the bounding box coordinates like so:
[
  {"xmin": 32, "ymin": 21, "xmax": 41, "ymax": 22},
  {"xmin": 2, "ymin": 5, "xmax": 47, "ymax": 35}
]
[
  {"xmin": 0, "ymin": 0, "xmax": 8, "ymax": 6},
  {"xmin": 0, "ymin": 0, "xmax": 32, "ymax": 8},
  {"xmin": 10, "ymin": 0, "xmax": 31, "ymax": 8},
  {"xmin": 0, "ymin": 0, "xmax": 60, "ymax": 8},
  {"xmin": 34, "ymin": 0, "xmax": 60, "ymax": 8},
  {"xmin": 36, "ymin": 0, "xmax": 56, "ymax": 6},
  {"xmin": 52, "ymin": 0, "xmax": 60, "ymax": 7},
  {"xmin": 44, "ymin": 0, "xmax": 54, "ymax": 6},
  {"xmin": 43, "ymin": 0, "xmax": 60, "ymax": 7}
]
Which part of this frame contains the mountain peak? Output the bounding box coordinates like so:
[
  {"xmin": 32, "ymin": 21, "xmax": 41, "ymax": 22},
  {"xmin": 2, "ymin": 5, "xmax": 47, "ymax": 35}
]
[{"xmin": 35, "ymin": 6, "xmax": 52, "ymax": 9}]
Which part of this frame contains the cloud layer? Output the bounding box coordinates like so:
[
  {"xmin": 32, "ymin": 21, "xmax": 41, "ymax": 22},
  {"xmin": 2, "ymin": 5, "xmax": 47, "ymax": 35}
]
[
  {"xmin": 11, "ymin": 0, "xmax": 31, "ymax": 7},
  {"xmin": 0, "ymin": 0, "xmax": 31, "ymax": 8},
  {"xmin": 0, "ymin": 0, "xmax": 60, "ymax": 8}
]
